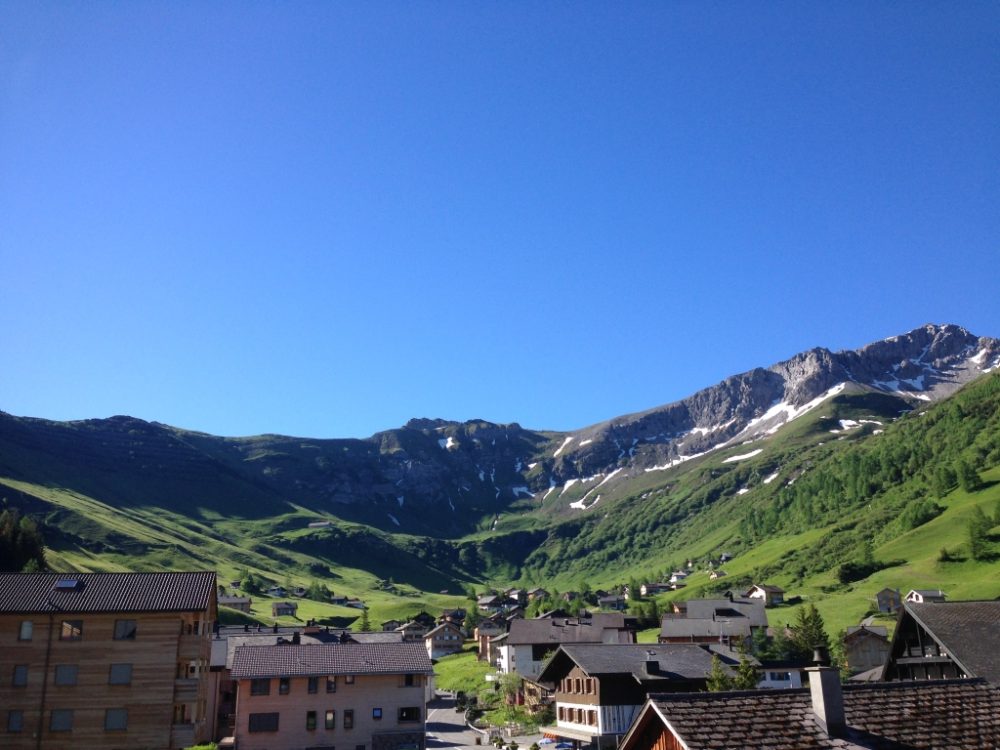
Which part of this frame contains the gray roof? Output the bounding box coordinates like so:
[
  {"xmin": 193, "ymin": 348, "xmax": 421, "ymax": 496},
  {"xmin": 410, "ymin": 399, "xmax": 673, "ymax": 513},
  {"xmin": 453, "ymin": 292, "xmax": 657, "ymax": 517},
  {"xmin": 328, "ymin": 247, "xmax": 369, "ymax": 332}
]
[
  {"xmin": 0, "ymin": 572, "xmax": 216, "ymax": 614},
  {"xmin": 659, "ymin": 618, "xmax": 752, "ymax": 640},
  {"xmin": 682, "ymin": 597, "xmax": 768, "ymax": 627},
  {"xmin": 901, "ymin": 601, "xmax": 1000, "ymax": 684},
  {"xmin": 211, "ymin": 629, "xmax": 404, "ymax": 669},
  {"xmin": 539, "ymin": 643, "xmax": 746, "ymax": 683},
  {"xmin": 634, "ymin": 679, "xmax": 1000, "ymax": 749},
  {"xmin": 231, "ymin": 641, "xmax": 434, "ymax": 679},
  {"xmin": 507, "ymin": 614, "xmax": 630, "ymax": 646}
]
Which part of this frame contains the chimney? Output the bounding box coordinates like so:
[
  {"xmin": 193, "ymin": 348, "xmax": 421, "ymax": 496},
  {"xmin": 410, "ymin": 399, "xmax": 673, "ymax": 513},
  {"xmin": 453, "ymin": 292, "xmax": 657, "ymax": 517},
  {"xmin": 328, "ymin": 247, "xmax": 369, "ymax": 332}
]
[
  {"xmin": 807, "ymin": 648, "xmax": 845, "ymax": 738},
  {"xmin": 292, "ymin": 631, "xmax": 301, "ymax": 645}
]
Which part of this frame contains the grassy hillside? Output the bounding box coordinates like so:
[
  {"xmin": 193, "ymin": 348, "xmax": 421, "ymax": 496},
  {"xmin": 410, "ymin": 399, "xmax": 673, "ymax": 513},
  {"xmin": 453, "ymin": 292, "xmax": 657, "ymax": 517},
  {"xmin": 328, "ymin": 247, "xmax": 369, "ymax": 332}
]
[{"xmin": 2, "ymin": 374, "xmax": 999, "ymax": 632}]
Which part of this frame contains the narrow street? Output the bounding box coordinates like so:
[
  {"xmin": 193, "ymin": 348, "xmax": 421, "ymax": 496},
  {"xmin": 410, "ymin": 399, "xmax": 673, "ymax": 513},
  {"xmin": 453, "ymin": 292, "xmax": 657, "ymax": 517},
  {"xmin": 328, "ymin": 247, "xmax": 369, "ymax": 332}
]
[{"xmin": 426, "ymin": 694, "xmax": 545, "ymax": 750}]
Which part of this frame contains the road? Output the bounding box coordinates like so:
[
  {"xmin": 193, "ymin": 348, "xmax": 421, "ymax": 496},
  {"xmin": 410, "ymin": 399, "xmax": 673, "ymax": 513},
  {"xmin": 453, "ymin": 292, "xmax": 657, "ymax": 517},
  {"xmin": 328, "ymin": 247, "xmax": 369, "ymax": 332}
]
[{"xmin": 426, "ymin": 694, "xmax": 544, "ymax": 750}]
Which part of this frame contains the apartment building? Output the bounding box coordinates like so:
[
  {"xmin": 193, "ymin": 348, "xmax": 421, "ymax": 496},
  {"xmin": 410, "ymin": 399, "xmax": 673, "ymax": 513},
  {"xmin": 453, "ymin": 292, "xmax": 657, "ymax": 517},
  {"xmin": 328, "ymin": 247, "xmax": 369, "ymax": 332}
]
[
  {"xmin": 230, "ymin": 640, "xmax": 433, "ymax": 750},
  {"xmin": 0, "ymin": 571, "xmax": 218, "ymax": 749}
]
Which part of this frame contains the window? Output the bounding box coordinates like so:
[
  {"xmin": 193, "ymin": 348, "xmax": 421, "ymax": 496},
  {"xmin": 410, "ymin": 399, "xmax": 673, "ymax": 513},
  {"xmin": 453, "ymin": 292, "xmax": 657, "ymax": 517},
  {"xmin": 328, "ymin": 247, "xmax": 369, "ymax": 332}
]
[
  {"xmin": 398, "ymin": 707, "xmax": 420, "ymax": 722},
  {"xmin": 325, "ymin": 710, "xmax": 335, "ymax": 729},
  {"xmin": 326, "ymin": 676, "xmax": 337, "ymax": 693},
  {"xmin": 769, "ymin": 671, "xmax": 792, "ymax": 681},
  {"xmin": 105, "ymin": 708, "xmax": 128, "ymax": 731},
  {"xmin": 403, "ymin": 673, "xmax": 415, "ymax": 687},
  {"xmin": 279, "ymin": 677, "xmax": 290, "ymax": 695},
  {"xmin": 574, "ymin": 678, "xmax": 582, "ymax": 693},
  {"xmin": 7, "ymin": 710, "xmax": 24, "ymax": 733},
  {"xmin": 60, "ymin": 620, "xmax": 83, "ymax": 641},
  {"xmin": 308, "ymin": 676, "xmax": 319, "ymax": 694},
  {"xmin": 307, "ymin": 711, "xmax": 317, "ymax": 731},
  {"xmin": 588, "ymin": 710, "xmax": 597, "ymax": 727},
  {"xmin": 109, "ymin": 663, "xmax": 133, "ymax": 685},
  {"xmin": 113, "ymin": 619, "xmax": 137, "ymax": 640},
  {"xmin": 585, "ymin": 678, "xmax": 593, "ymax": 693},
  {"xmin": 248, "ymin": 712, "xmax": 280, "ymax": 733},
  {"xmin": 372, "ymin": 708, "xmax": 382, "ymax": 720},
  {"xmin": 18, "ymin": 621, "xmax": 32, "ymax": 641},
  {"xmin": 344, "ymin": 710, "xmax": 354, "ymax": 729},
  {"xmin": 12, "ymin": 665, "xmax": 27, "ymax": 687},
  {"xmin": 251, "ymin": 678, "xmax": 271, "ymax": 696},
  {"xmin": 50, "ymin": 709, "xmax": 73, "ymax": 732},
  {"xmin": 55, "ymin": 665, "xmax": 78, "ymax": 686},
  {"xmin": 356, "ymin": 745, "xmax": 365, "ymax": 750},
  {"xmin": 558, "ymin": 707, "xmax": 565, "ymax": 721},
  {"xmin": 345, "ymin": 674, "xmax": 355, "ymax": 684}
]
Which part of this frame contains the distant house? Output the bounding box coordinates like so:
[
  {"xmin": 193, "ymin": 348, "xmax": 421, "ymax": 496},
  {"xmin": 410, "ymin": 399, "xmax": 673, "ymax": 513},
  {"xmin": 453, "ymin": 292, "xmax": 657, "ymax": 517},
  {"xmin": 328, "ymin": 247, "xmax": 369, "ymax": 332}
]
[
  {"xmin": 882, "ymin": 600, "xmax": 1000, "ymax": 684},
  {"xmin": 424, "ymin": 621, "xmax": 464, "ymax": 660},
  {"xmin": 220, "ymin": 594, "xmax": 253, "ymax": 613},
  {"xmin": 709, "ymin": 570, "xmax": 728, "ymax": 581},
  {"xmin": 875, "ymin": 587, "xmax": 902, "ymax": 614},
  {"xmin": 344, "ymin": 598, "xmax": 365, "ymax": 609},
  {"xmin": 291, "ymin": 586, "xmax": 307, "ymax": 598},
  {"xmin": 904, "ymin": 588, "xmax": 947, "ymax": 604},
  {"xmin": 478, "ymin": 594, "xmax": 501, "ymax": 612},
  {"xmin": 597, "ymin": 595, "xmax": 626, "ymax": 611},
  {"xmin": 307, "ymin": 520, "xmax": 333, "ymax": 528},
  {"xmin": 438, "ymin": 608, "xmax": 466, "ymax": 625},
  {"xmin": 475, "ymin": 620, "xmax": 505, "ymax": 662},
  {"xmin": 271, "ymin": 601, "xmax": 298, "ymax": 617},
  {"xmin": 668, "ymin": 571, "xmax": 688, "ymax": 584},
  {"xmin": 498, "ymin": 614, "xmax": 636, "ymax": 679},
  {"xmin": 842, "ymin": 625, "xmax": 890, "ymax": 675},
  {"xmin": 395, "ymin": 621, "xmax": 429, "ymax": 642},
  {"xmin": 381, "ymin": 619, "xmax": 403, "ymax": 632},
  {"xmin": 640, "ymin": 583, "xmax": 672, "ymax": 597},
  {"xmin": 528, "ymin": 587, "xmax": 549, "ymax": 601},
  {"xmin": 658, "ymin": 597, "xmax": 767, "ymax": 647},
  {"xmin": 411, "ymin": 611, "xmax": 437, "ymax": 628},
  {"xmin": 266, "ymin": 586, "xmax": 287, "ymax": 598},
  {"xmin": 617, "ymin": 668, "xmax": 1000, "ymax": 750},
  {"xmin": 718, "ymin": 551, "xmax": 733, "ymax": 563},
  {"xmin": 329, "ymin": 594, "xmax": 348, "ymax": 605},
  {"xmin": 744, "ymin": 584, "xmax": 785, "ymax": 607}
]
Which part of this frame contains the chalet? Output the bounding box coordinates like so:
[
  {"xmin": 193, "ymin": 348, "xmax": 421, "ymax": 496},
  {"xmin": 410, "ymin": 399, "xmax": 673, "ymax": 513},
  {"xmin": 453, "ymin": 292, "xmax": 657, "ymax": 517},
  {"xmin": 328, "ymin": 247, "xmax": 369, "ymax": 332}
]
[
  {"xmin": 438, "ymin": 608, "xmax": 466, "ymax": 625},
  {"xmin": 329, "ymin": 594, "xmax": 349, "ymax": 606},
  {"xmin": 474, "ymin": 619, "xmax": 505, "ymax": 662},
  {"xmin": 344, "ymin": 598, "xmax": 366, "ymax": 609},
  {"xmin": 617, "ymin": 666, "xmax": 1000, "ymax": 750},
  {"xmin": 394, "ymin": 621, "xmax": 429, "ymax": 642},
  {"xmin": 219, "ymin": 594, "xmax": 253, "ymax": 613},
  {"xmin": 875, "ymin": 587, "xmax": 902, "ymax": 614},
  {"xmin": 307, "ymin": 520, "xmax": 333, "ymax": 528},
  {"xmin": 842, "ymin": 625, "xmax": 890, "ymax": 675},
  {"xmin": 271, "ymin": 601, "xmax": 298, "ymax": 618},
  {"xmin": 506, "ymin": 588, "xmax": 527, "ymax": 606},
  {"xmin": 528, "ymin": 587, "xmax": 549, "ymax": 601},
  {"xmin": 639, "ymin": 583, "xmax": 671, "ymax": 597},
  {"xmin": 658, "ymin": 596, "xmax": 767, "ymax": 646},
  {"xmin": 498, "ymin": 614, "xmax": 636, "ymax": 679},
  {"xmin": 597, "ymin": 595, "xmax": 626, "ymax": 611},
  {"xmin": 477, "ymin": 594, "xmax": 501, "ymax": 612},
  {"xmin": 424, "ymin": 622, "xmax": 464, "ymax": 660},
  {"xmin": 230, "ymin": 641, "xmax": 433, "ymax": 750},
  {"xmin": 744, "ymin": 583, "xmax": 785, "ymax": 607},
  {"xmin": 882, "ymin": 600, "xmax": 1000, "ymax": 684},
  {"xmin": 0, "ymin": 571, "xmax": 217, "ymax": 749},
  {"xmin": 381, "ymin": 619, "xmax": 403, "ymax": 632},
  {"xmin": 667, "ymin": 571, "xmax": 688, "ymax": 584},
  {"xmin": 266, "ymin": 586, "xmax": 287, "ymax": 598},
  {"xmin": 506, "ymin": 606, "xmax": 525, "ymax": 621},
  {"xmin": 537, "ymin": 643, "xmax": 744, "ymax": 749},
  {"xmin": 291, "ymin": 587, "xmax": 307, "ymax": 598},
  {"xmin": 904, "ymin": 588, "xmax": 947, "ymax": 604},
  {"xmin": 718, "ymin": 551, "xmax": 733, "ymax": 563},
  {"xmin": 708, "ymin": 570, "xmax": 727, "ymax": 581}
]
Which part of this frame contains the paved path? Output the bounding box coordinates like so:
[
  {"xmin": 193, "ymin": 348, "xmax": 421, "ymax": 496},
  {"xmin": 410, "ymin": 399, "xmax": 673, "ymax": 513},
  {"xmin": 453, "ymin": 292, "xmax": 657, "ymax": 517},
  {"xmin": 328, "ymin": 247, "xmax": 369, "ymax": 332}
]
[{"xmin": 426, "ymin": 694, "xmax": 544, "ymax": 750}]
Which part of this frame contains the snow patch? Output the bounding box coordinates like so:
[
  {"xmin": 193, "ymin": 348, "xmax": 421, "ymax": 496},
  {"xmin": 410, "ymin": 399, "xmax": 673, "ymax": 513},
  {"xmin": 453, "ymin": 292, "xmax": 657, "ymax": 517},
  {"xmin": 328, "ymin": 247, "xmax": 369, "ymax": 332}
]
[
  {"xmin": 527, "ymin": 462, "xmax": 538, "ymax": 470},
  {"xmin": 514, "ymin": 459, "xmax": 522, "ymax": 473},
  {"xmin": 554, "ymin": 437, "xmax": 574, "ymax": 457},
  {"xmin": 579, "ymin": 439, "xmax": 593, "ymax": 446},
  {"xmin": 397, "ymin": 496, "xmax": 404, "ymax": 507},
  {"xmin": 723, "ymin": 448, "xmax": 763, "ymax": 463},
  {"xmin": 512, "ymin": 486, "xmax": 533, "ymax": 498},
  {"xmin": 739, "ymin": 383, "xmax": 846, "ymax": 437},
  {"xmin": 570, "ymin": 494, "xmax": 601, "ymax": 510},
  {"xmin": 448, "ymin": 498, "xmax": 455, "ymax": 512},
  {"xmin": 971, "ymin": 348, "xmax": 988, "ymax": 365},
  {"xmin": 737, "ymin": 487, "xmax": 750, "ymax": 495},
  {"xmin": 387, "ymin": 513, "xmax": 400, "ymax": 526},
  {"xmin": 438, "ymin": 436, "xmax": 457, "ymax": 450},
  {"xmin": 763, "ymin": 471, "xmax": 780, "ymax": 484}
]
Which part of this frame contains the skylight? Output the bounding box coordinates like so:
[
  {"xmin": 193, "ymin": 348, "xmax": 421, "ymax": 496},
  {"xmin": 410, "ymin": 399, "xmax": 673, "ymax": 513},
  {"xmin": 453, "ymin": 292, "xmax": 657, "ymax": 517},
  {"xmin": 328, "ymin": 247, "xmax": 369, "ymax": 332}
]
[{"xmin": 53, "ymin": 579, "xmax": 83, "ymax": 592}]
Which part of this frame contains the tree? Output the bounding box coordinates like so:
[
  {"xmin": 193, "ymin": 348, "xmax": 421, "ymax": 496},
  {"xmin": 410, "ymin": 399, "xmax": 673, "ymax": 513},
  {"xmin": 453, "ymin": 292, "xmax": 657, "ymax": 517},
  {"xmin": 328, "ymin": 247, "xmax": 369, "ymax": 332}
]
[
  {"xmin": 731, "ymin": 653, "xmax": 759, "ymax": 690},
  {"xmin": 968, "ymin": 505, "xmax": 992, "ymax": 561},
  {"xmin": 497, "ymin": 672, "xmax": 522, "ymax": 705},
  {"xmin": 788, "ymin": 604, "xmax": 830, "ymax": 660},
  {"xmin": 0, "ymin": 509, "xmax": 46, "ymax": 573},
  {"xmin": 956, "ymin": 459, "xmax": 982, "ymax": 493},
  {"xmin": 358, "ymin": 607, "xmax": 371, "ymax": 632},
  {"xmin": 706, "ymin": 654, "xmax": 733, "ymax": 692}
]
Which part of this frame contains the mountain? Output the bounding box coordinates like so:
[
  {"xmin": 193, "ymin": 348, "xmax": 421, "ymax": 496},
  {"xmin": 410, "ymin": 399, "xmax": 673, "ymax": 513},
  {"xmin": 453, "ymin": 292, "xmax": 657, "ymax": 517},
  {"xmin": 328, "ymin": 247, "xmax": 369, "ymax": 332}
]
[{"xmin": 1, "ymin": 323, "xmax": 999, "ymax": 630}]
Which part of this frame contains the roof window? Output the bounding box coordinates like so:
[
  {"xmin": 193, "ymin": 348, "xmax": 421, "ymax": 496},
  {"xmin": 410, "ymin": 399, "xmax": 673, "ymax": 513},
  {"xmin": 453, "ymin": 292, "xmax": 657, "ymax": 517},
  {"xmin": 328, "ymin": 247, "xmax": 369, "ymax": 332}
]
[{"xmin": 53, "ymin": 579, "xmax": 84, "ymax": 592}]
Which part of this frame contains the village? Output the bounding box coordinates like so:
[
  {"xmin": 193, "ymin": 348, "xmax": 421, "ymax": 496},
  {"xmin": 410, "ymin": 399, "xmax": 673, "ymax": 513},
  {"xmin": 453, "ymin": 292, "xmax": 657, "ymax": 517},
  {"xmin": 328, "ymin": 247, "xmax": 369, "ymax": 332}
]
[{"xmin": 2, "ymin": 567, "xmax": 998, "ymax": 750}]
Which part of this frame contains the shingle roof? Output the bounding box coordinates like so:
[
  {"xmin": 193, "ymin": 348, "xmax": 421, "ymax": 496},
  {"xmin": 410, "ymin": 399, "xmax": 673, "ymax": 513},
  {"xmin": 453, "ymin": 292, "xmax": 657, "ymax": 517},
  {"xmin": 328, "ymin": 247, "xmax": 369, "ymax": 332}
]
[
  {"xmin": 507, "ymin": 614, "xmax": 629, "ymax": 645},
  {"xmin": 683, "ymin": 597, "xmax": 768, "ymax": 627},
  {"xmin": 638, "ymin": 679, "xmax": 1000, "ymax": 749},
  {"xmin": 0, "ymin": 572, "xmax": 216, "ymax": 613},
  {"xmin": 903, "ymin": 601, "xmax": 1000, "ymax": 684},
  {"xmin": 541, "ymin": 643, "xmax": 745, "ymax": 683},
  {"xmin": 231, "ymin": 641, "xmax": 434, "ymax": 679}
]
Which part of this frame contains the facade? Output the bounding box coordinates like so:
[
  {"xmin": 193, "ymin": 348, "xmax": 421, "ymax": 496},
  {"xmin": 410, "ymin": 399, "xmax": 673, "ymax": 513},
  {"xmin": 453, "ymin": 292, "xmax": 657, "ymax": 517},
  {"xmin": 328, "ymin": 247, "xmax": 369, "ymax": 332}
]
[
  {"xmin": 424, "ymin": 622, "xmax": 464, "ymax": 660},
  {"xmin": 272, "ymin": 601, "xmax": 298, "ymax": 617},
  {"xmin": 0, "ymin": 571, "xmax": 218, "ymax": 749},
  {"xmin": 875, "ymin": 587, "xmax": 902, "ymax": 614},
  {"xmin": 498, "ymin": 614, "xmax": 636, "ymax": 679},
  {"xmin": 904, "ymin": 588, "xmax": 947, "ymax": 604},
  {"xmin": 230, "ymin": 641, "xmax": 433, "ymax": 750},
  {"xmin": 219, "ymin": 595, "xmax": 252, "ymax": 613},
  {"xmin": 538, "ymin": 643, "xmax": 742, "ymax": 750},
  {"xmin": 658, "ymin": 597, "xmax": 767, "ymax": 646},
  {"xmin": 618, "ymin": 670, "xmax": 1000, "ymax": 750},
  {"xmin": 882, "ymin": 600, "xmax": 1000, "ymax": 684},
  {"xmin": 474, "ymin": 620, "xmax": 505, "ymax": 662},
  {"xmin": 744, "ymin": 584, "xmax": 785, "ymax": 606},
  {"xmin": 842, "ymin": 626, "xmax": 890, "ymax": 675}
]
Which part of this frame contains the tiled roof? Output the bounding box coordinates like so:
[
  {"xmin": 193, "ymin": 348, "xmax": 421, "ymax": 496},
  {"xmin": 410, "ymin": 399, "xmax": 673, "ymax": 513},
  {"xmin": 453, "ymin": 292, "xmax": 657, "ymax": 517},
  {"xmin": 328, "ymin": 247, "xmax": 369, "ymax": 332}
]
[
  {"xmin": 540, "ymin": 643, "xmax": 745, "ymax": 683},
  {"xmin": 230, "ymin": 641, "xmax": 434, "ymax": 679},
  {"xmin": 639, "ymin": 679, "xmax": 1000, "ymax": 749},
  {"xmin": 683, "ymin": 597, "xmax": 768, "ymax": 627},
  {"xmin": 212, "ymin": 628, "xmax": 404, "ymax": 668},
  {"xmin": 0, "ymin": 571, "xmax": 216, "ymax": 613},
  {"xmin": 904, "ymin": 601, "xmax": 1000, "ymax": 684},
  {"xmin": 507, "ymin": 614, "xmax": 630, "ymax": 645}
]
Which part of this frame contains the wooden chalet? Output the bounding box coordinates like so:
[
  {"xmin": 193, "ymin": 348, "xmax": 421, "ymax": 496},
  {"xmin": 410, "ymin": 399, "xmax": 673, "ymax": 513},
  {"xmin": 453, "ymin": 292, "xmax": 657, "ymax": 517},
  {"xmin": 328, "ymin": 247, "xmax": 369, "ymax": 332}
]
[{"xmin": 842, "ymin": 625, "xmax": 889, "ymax": 675}]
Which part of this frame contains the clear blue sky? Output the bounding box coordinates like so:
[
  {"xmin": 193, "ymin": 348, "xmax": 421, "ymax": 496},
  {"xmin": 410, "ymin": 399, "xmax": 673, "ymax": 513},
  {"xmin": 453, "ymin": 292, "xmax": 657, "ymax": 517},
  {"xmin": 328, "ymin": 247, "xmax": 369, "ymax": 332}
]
[{"xmin": 2, "ymin": 2, "xmax": 998, "ymax": 438}]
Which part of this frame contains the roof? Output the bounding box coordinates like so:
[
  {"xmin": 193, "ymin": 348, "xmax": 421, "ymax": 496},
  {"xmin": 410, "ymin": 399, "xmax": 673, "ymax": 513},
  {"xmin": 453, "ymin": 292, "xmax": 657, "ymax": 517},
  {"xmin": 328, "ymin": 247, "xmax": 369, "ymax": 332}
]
[
  {"xmin": 659, "ymin": 618, "xmax": 752, "ymax": 639},
  {"xmin": 231, "ymin": 641, "xmax": 434, "ymax": 679},
  {"xmin": 425, "ymin": 622, "xmax": 462, "ymax": 637},
  {"xmin": 683, "ymin": 598, "xmax": 768, "ymax": 627},
  {"xmin": 539, "ymin": 643, "xmax": 745, "ymax": 684},
  {"xmin": 507, "ymin": 614, "xmax": 630, "ymax": 645},
  {"xmin": 0, "ymin": 572, "xmax": 216, "ymax": 614},
  {"xmin": 212, "ymin": 629, "xmax": 403, "ymax": 668},
  {"xmin": 629, "ymin": 679, "xmax": 1000, "ymax": 750},
  {"xmin": 844, "ymin": 626, "xmax": 888, "ymax": 641},
  {"xmin": 898, "ymin": 601, "xmax": 1000, "ymax": 684},
  {"xmin": 749, "ymin": 583, "xmax": 786, "ymax": 594}
]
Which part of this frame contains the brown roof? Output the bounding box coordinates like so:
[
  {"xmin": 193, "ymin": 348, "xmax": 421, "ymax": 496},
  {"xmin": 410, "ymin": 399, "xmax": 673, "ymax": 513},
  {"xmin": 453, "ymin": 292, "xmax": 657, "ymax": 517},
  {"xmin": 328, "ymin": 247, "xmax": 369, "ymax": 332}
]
[
  {"xmin": 231, "ymin": 641, "xmax": 434, "ymax": 679},
  {"xmin": 0, "ymin": 571, "xmax": 216, "ymax": 614},
  {"xmin": 631, "ymin": 679, "xmax": 1000, "ymax": 750}
]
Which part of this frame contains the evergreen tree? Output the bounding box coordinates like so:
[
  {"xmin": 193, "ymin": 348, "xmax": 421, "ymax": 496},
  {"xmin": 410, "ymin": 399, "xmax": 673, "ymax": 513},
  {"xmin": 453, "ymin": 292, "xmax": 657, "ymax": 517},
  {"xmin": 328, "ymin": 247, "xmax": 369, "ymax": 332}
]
[
  {"xmin": 957, "ymin": 459, "xmax": 982, "ymax": 493},
  {"xmin": 359, "ymin": 607, "xmax": 372, "ymax": 631},
  {"xmin": 731, "ymin": 654, "xmax": 759, "ymax": 690},
  {"xmin": 0, "ymin": 510, "xmax": 46, "ymax": 573},
  {"xmin": 968, "ymin": 505, "xmax": 992, "ymax": 561},
  {"xmin": 706, "ymin": 654, "xmax": 733, "ymax": 692},
  {"xmin": 789, "ymin": 604, "xmax": 830, "ymax": 660}
]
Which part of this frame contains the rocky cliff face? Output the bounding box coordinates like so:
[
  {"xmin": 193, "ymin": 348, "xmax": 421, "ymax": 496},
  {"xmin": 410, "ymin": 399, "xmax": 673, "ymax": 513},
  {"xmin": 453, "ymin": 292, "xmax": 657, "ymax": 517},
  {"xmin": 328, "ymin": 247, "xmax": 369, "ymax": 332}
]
[{"xmin": 1, "ymin": 324, "xmax": 997, "ymax": 534}]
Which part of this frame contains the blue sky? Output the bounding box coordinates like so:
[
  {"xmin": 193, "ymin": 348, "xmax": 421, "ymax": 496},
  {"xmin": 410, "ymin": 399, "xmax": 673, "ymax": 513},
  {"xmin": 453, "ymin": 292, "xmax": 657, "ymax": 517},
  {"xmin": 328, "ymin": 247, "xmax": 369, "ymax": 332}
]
[{"xmin": 2, "ymin": 2, "xmax": 998, "ymax": 438}]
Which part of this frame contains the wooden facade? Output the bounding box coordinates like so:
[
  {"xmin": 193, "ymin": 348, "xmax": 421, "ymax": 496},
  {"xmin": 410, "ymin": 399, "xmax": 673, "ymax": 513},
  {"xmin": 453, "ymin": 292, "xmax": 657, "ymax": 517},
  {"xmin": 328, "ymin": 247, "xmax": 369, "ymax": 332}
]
[{"xmin": 2, "ymin": 604, "xmax": 216, "ymax": 749}]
